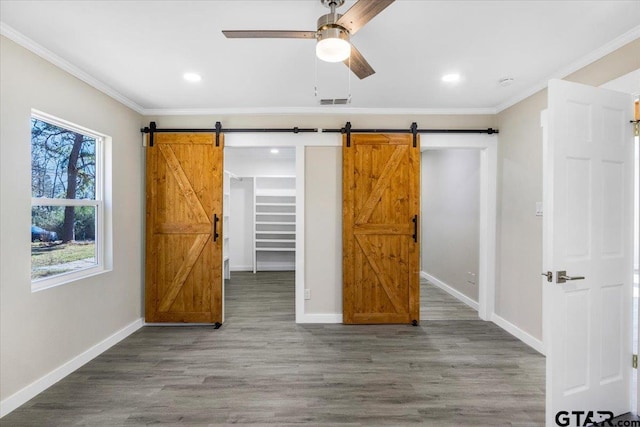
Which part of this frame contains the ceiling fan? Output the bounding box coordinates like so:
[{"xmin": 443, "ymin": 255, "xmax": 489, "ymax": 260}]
[{"xmin": 222, "ymin": 0, "xmax": 395, "ymax": 80}]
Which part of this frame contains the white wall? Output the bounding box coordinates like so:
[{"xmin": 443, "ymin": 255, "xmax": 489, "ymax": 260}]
[
  {"xmin": 229, "ymin": 178, "xmax": 253, "ymax": 271},
  {"xmin": 304, "ymin": 147, "xmax": 342, "ymax": 315},
  {"xmin": 422, "ymin": 149, "xmax": 480, "ymax": 302},
  {"xmin": 0, "ymin": 36, "xmax": 143, "ymax": 405}
]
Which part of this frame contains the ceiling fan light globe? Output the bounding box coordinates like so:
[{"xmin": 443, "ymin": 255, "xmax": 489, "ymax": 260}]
[{"xmin": 316, "ymin": 37, "xmax": 351, "ymax": 62}]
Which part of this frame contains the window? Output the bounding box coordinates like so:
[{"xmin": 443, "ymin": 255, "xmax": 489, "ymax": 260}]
[{"xmin": 31, "ymin": 111, "xmax": 106, "ymax": 290}]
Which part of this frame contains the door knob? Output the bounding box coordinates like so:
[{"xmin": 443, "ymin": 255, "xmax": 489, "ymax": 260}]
[{"xmin": 556, "ymin": 270, "xmax": 585, "ymax": 284}]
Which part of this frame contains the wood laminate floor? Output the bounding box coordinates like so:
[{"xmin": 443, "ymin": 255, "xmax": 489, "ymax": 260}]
[{"xmin": 1, "ymin": 272, "xmax": 545, "ymax": 426}]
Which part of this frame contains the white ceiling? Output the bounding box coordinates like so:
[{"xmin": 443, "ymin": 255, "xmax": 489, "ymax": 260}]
[{"xmin": 1, "ymin": 1, "xmax": 639, "ymax": 114}]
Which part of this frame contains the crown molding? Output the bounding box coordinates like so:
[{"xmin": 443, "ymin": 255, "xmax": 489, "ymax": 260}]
[
  {"xmin": 3, "ymin": 19, "xmax": 637, "ymax": 118},
  {"xmin": 0, "ymin": 22, "xmax": 494, "ymax": 117},
  {"xmin": 0, "ymin": 22, "xmax": 145, "ymax": 115},
  {"xmin": 141, "ymin": 106, "xmax": 497, "ymax": 117},
  {"xmin": 496, "ymin": 24, "xmax": 640, "ymax": 113}
]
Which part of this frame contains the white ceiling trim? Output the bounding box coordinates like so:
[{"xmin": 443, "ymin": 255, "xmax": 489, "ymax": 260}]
[
  {"xmin": 0, "ymin": 22, "xmax": 145, "ymax": 115},
  {"xmin": 142, "ymin": 106, "xmax": 497, "ymax": 117},
  {"xmin": 495, "ymin": 24, "xmax": 640, "ymax": 113}
]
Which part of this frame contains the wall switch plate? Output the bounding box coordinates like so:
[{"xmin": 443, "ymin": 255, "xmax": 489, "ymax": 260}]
[
  {"xmin": 304, "ymin": 289, "xmax": 311, "ymax": 300},
  {"xmin": 535, "ymin": 202, "xmax": 543, "ymax": 216}
]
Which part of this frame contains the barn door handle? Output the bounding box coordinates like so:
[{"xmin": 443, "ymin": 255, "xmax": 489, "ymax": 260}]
[
  {"xmin": 213, "ymin": 214, "xmax": 220, "ymax": 242},
  {"xmin": 412, "ymin": 215, "xmax": 418, "ymax": 243}
]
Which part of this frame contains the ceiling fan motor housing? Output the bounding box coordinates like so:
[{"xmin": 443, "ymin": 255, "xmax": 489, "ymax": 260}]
[
  {"xmin": 316, "ymin": 12, "xmax": 350, "ymax": 42},
  {"xmin": 315, "ymin": 12, "xmax": 351, "ymax": 63}
]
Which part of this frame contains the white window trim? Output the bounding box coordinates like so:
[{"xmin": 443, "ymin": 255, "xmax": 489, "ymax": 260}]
[{"xmin": 30, "ymin": 110, "xmax": 109, "ymax": 291}]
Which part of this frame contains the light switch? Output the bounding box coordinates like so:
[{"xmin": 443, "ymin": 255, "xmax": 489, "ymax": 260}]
[{"xmin": 536, "ymin": 202, "xmax": 543, "ymax": 216}]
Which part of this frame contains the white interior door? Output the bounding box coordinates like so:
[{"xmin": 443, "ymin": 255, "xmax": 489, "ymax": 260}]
[{"xmin": 543, "ymin": 79, "xmax": 634, "ymax": 426}]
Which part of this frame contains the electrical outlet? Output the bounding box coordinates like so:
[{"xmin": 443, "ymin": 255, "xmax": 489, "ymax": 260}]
[
  {"xmin": 304, "ymin": 289, "xmax": 311, "ymax": 300},
  {"xmin": 467, "ymin": 272, "xmax": 477, "ymax": 285}
]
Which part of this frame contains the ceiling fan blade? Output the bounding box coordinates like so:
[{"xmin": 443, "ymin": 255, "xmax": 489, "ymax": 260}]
[
  {"xmin": 336, "ymin": 0, "xmax": 395, "ymax": 35},
  {"xmin": 222, "ymin": 30, "xmax": 316, "ymax": 39},
  {"xmin": 344, "ymin": 44, "xmax": 375, "ymax": 79}
]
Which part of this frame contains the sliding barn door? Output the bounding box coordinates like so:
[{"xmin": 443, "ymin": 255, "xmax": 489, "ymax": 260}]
[
  {"xmin": 145, "ymin": 133, "xmax": 224, "ymax": 323},
  {"xmin": 343, "ymin": 134, "xmax": 421, "ymax": 324}
]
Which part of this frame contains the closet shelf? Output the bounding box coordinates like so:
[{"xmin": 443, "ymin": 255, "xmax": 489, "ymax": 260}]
[
  {"xmin": 253, "ymin": 176, "xmax": 296, "ymax": 273},
  {"xmin": 255, "ymin": 189, "xmax": 296, "ymax": 197},
  {"xmin": 255, "ymin": 248, "xmax": 296, "ymax": 252},
  {"xmin": 255, "ymin": 230, "xmax": 296, "ymax": 235}
]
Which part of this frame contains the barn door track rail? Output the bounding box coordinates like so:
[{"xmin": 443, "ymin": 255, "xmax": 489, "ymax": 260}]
[
  {"xmin": 140, "ymin": 121, "xmax": 499, "ymax": 148},
  {"xmin": 141, "ymin": 121, "xmax": 318, "ymax": 147},
  {"xmin": 323, "ymin": 122, "xmax": 499, "ymax": 147}
]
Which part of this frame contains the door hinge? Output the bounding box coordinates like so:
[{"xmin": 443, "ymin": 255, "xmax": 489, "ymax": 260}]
[{"xmin": 633, "ymin": 354, "xmax": 638, "ymax": 369}]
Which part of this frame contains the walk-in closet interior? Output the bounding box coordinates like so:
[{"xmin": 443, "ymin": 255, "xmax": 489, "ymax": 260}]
[{"xmin": 223, "ymin": 147, "xmax": 297, "ymax": 279}]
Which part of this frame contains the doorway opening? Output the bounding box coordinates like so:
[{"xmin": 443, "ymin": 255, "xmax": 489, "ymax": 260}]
[
  {"xmin": 223, "ymin": 146, "xmax": 297, "ymax": 322},
  {"xmin": 420, "ymin": 148, "xmax": 481, "ymax": 318},
  {"xmin": 419, "ymin": 134, "xmax": 498, "ymax": 326}
]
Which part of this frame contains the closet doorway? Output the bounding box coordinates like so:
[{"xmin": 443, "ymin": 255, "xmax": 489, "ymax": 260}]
[
  {"xmin": 223, "ymin": 146, "xmax": 298, "ymax": 321},
  {"xmin": 420, "ymin": 134, "xmax": 498, "ymax": 322}
]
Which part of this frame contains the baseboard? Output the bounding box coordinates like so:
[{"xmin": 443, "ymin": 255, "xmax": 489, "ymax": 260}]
[
  {"xmin": 420, "ymin": 271, "xmax": 544, "ymax": 355},
  {"xmin": 255, "ymin": 264, "xmax": 295, "ymax": 272},
  {"xmin": 232, "ymin": 264, "xmax": 295, "ymax": 272},
  {"xmin": 298, "ymin": 313, "xmax": 343, "ymax": 323},
  {"xmin": 491, "ymin": 313, "xmax": 545, "ymax": 355},
  {"xmin": 0, "ymin": 318, "xmax": 144, "ymax": 418},
  {"xmin": 421, "ymin": 271, "xmax": 479, "ymax": 311}
]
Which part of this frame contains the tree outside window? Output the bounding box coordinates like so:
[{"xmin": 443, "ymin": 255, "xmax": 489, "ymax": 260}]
[{"xmin": 31, "ymin": 114, "xmax": 103, "ymax": 285}]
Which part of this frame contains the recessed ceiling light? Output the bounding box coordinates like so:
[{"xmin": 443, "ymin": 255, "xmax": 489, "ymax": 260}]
[
  {"xmin": 270, "ymin": 148, "xmax": 279, "ymax": 154},
  {"xmin": 442, "ymin": 73, "xmax": 461, "ymax": 83},
  {"xmin": 183, "ymin": 72, "xmax": 202, "ymax": 82}
]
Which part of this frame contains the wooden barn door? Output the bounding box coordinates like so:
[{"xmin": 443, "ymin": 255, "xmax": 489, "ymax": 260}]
[
  {"xmin": 343, "ymin": 133, "xmax": 421, "ymax": 324},
  {"xmin": 145, "ymin": 133, "xmax": 224, "ymax": 323}
]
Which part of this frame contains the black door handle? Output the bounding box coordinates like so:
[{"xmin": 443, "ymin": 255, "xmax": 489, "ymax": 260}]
[
  {"xmin": 412, "ymin": 215, "xmax": 418, "ymax": 243},
  {"xmin": 213, "ymin": 214, "xmax": 220, "ymax": 242}
]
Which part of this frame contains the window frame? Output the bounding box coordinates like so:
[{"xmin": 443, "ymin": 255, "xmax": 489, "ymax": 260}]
[{"xmin": 30, "ymin": 110, "xmax": 107, "ymax": 291}]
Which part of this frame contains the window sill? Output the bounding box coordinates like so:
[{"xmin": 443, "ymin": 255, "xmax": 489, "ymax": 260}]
[{"xmin": 31, "ymin": 266, "xmax": 112, "ymax": 292}]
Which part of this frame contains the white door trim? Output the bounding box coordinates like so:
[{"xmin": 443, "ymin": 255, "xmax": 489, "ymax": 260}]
[
  {"xmin": 225, "ymin": 132, "xmax": 497, "ymax": 323},
  {"xmin": 421, "ymin": 134, "xmax": 498, "ymax": 321},
  {"xmin": 225, "ymin": 133, "xmax": 342, "ymax": 323}
]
